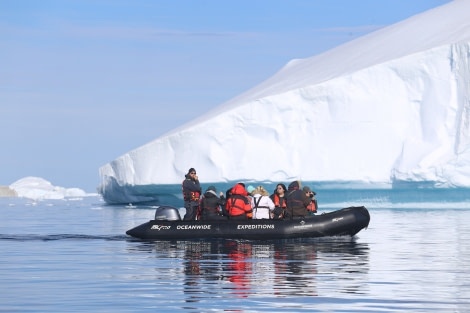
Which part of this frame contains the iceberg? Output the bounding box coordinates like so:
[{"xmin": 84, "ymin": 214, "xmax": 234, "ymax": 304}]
[
  {"xmin": 8, "ymin": 177, "xmax": 89, "ymax": 200},
  {"xmin": 99, "ymin": 1, "xmax": 470, "ymax": 204}
]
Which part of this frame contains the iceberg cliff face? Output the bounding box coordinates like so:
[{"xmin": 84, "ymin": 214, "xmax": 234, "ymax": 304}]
[{"xmin": 99, "ymin": 1, "xmax": 470, "ymax": 203}]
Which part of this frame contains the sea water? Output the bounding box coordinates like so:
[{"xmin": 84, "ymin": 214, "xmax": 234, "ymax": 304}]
[{"xmin": 1, "ymin": 187, "xmax": 470, "ymax": 312}]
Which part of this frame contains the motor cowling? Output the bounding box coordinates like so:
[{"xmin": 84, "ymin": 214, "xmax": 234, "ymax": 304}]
[{"xmin": 154, "ymin": 206, "xmax": 181, "ymax": 221}]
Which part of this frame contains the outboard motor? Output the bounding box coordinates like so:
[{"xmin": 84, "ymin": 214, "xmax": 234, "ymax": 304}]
[{"xmin": 154, "ymin": 206, "xmax": 181, "ymax": 221}]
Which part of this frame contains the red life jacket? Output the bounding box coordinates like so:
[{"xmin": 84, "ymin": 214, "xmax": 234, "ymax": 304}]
[
  {"xmin": 272, "ymin": 194, "xmax": 287, "ymax": 208},
  {"xmin": 181, "ymin": 180, "xmax": 201, "ymax": 201},
  {"xmin": 226, "ymin": 184, "xmax": 252, "ymax": 217},
  {"xmin": 227, "ymin": 195, "xmax": 251, "ymax": 217}
]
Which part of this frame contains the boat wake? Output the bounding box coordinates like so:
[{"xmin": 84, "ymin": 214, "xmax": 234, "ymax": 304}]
[{"xmin": 0, "ymin": 234, "xmax": 129, "ymax": 241}]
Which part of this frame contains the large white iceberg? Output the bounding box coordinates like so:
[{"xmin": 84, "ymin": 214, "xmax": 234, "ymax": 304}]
[{"xmin": 99, "ymin": 1, "xmax": 470, "ymax": 203}]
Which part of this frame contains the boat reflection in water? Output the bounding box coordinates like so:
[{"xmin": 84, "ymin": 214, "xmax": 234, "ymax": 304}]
[{"xmin": 130, "ymin": 238, "xmax": 370, "ymax": 303}]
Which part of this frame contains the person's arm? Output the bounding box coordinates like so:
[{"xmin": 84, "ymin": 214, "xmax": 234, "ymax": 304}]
[
  {"xmin": 245, "ymin": 197, "xmax": 253, "ymax": 214},
  {"xmin": 217, "ymin": 193, "xmax": 226, "ymax": 207},
  {"xmin": 194, "ymin": 179, "xmax": 202, "ymax": 193},
  {"xmin": 267, "ymin": 197, "xmax": 275, "ymax": 211},
  {"xmin": 302, "ymin": 192, "xmax": 311, "ymax": 207}
]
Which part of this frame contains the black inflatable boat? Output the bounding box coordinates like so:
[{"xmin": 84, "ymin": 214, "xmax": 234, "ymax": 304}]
[{"xmin": 126, "ymin": 206, "xmax": 370, "ymax": 240}]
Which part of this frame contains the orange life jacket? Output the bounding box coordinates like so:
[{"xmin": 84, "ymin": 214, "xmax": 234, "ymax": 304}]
[
  {"xmin": 307, "ymin": 199, "xmax": 317, "ymax": 213},
  {"xmin": 272, "ymin": 194, "xmax": 287, "ymax": 208}
]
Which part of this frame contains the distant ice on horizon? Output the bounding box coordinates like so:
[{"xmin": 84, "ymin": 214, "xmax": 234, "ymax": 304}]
[
  {"xmin": 98, "ymin": 1, "xmax": 470, "ymax": 204},
  {"xmin": 7, "ymin": 177, "xmax": 94, "ymax": 201}
]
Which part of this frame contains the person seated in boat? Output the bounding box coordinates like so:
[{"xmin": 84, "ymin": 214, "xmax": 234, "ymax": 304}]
[
  {"xmin": 182, "ymin": 167, "xmax": 202, "ymax": 221},
  {"xmin": 303, "ymin": 186, "xmax": 318, "ymax": 215},
  {"xmin": 270, "ymin": 183, "xmax": 287, "ymax": 219},
  {"xmin": 285, "ymin": 180, "xmax": 311, "ymax": 219},
  {"xmin": 245, "ymin": 185, "xmax": 256, "ymax": 218},
  {"xmin": 251, "ymin": 185, "xmax": 275, "ymax": 219},
  {"xmin": 226, "ymin": 183, "xmax": 252, "ymax": 220},
  {"xmin": 200, "ymin": 186, "xmax": 227, "ymax": 220},
  {"xmin": 246, "ymin": 185, "xmax": 255, "ymax": 196}
]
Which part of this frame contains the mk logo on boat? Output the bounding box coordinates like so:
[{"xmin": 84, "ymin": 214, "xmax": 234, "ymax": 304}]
[{"xmin": 151, "ymin": 225, "xmax": 171, "ymax": 231}]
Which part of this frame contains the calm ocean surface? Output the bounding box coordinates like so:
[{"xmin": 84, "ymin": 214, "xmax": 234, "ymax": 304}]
[{"xmin": 1, "ymin": 187, "xmax": 469, "ymax": 312}]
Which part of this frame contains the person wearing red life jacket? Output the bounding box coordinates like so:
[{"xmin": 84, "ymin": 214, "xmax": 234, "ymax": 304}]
[
  {"xmin": 226, "ymin": 183, "xmax": 252, "ymax": 220},
  {"xmin": 181, "ymin": 168, "xmax": 202, "ymax": 220},
  {"xmin": 246, "ymin": 185, "xmax": 256, "ymax": 196},
  {"xmin": 303, "ymin": 186, "xmax": 318, "ymax": 215},
  {"xmin": 270, "ymin": 183, "xmax": 287, "ymax": 219},
  {"xmin": 285, "ymin": 180, "xmax": 311, "ymax": 219},
  {"xmin": 245, "ymin": 185, "xmax": 256, "ymax": 219}
]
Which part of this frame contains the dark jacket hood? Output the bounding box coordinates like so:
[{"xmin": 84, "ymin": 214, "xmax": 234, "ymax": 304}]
[
  {"xmin": 288, "ymin": 181, "xmax": 301, "ymax": 191},
  {"xmin": 204, "ymin": 190, "xmax": 217, "ymax": 198}
]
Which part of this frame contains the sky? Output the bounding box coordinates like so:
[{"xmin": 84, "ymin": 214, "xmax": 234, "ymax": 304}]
[{"xmin": 0, "ymin": 0, "xmax": 452, "ymax": 192}]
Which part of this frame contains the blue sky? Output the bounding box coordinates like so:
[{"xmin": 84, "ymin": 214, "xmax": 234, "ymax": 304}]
[{"xmin": 0, "ymin": 0, "xmax": 451, "ymax": 192}]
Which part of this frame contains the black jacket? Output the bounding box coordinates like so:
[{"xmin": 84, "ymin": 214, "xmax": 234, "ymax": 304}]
[
  {"xmin": 201, "ymin": 190, "xmax": 226, "ymax": 218},
  {"xmin": 285, "ymin": 181, "xmax": 310, "ymax": 218},
  {"xmin": 182, "ymin": 174, "xmax": 201, "ymax": 202}
]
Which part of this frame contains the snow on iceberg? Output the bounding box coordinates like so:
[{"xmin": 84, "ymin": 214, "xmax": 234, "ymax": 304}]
[
  {"xmin": 9, "ymin": 177, "xmax": 88, "ymax": 200},
  {"xmin": 99, "ymin": 1, "xmax": 470, "ymax": 204}
]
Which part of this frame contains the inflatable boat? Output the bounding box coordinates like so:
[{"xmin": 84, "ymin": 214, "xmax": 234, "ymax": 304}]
[{"xmin": 126, "ymin": 206, "xmax": 370, "ymax": 240}]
